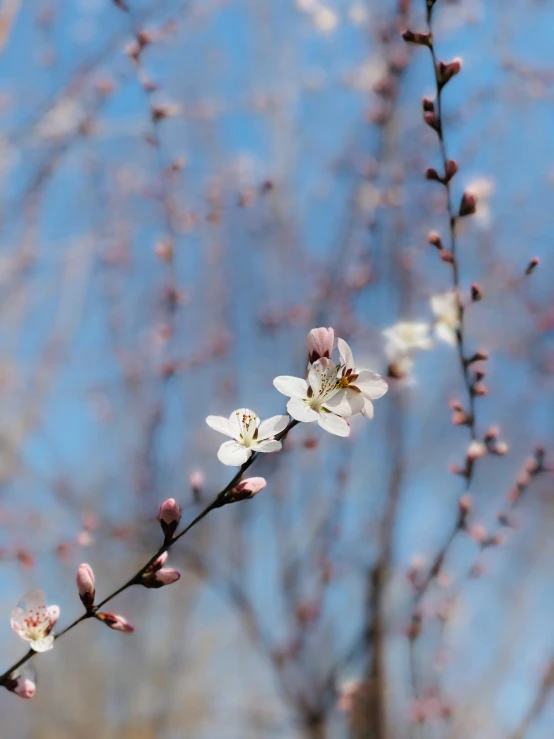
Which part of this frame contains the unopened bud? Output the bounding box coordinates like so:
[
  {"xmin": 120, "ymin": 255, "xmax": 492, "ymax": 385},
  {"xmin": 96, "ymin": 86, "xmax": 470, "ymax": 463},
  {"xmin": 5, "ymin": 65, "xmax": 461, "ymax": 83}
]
[
  {"xmin": 402, "ymin": 29, "xmax": 431, "ymax": 46},
  {"xmin": 422, "ymin": 97, "xmax": 434, "ymax": 113},
  {"xmin": 467, "ymin": 440, "xmax": 487, "ymax": 462},
  {"xmin": 231, "ymin": 477, "xmax": 267, "ymax": 502},
  {"xmin": 459, "ymin": 192, "xmax": 477, "ymax": 217},
  {"xmin": 5, "ymin": 672, "xmax": 36, "ymax": 699},
  {"xmin": 158, "ymin": 498, "xmax": 181, "ymax": 540},
  {"xmin": 467, "ymin": 350, "xmax": 489, "ymax": 364},
  {"xmin": 491, "ymin": 440, "xmax": 508, "ymax": 456},
  {"xmin": 307, "ymin": 327, "xmax": 334, "ymax": 364},
  {"xmin": 425, "ymin": 167, "xmax": 441, "ymax": 182},
  {"xmin": 141, "ymin": 551, "xmax": 181, "ymax": 589},
  {"xmin": 445, "ymin": 160, "xmax": 458, "ymax": 181},
  {"xmin": 440, "ymin": 251, "xmax": 454, "ymax": 263},
  {"xmin": 525, "ymin": 256, "xmax": 540, "ymax": 276},
  {"xmin": 459, "ymin": 494, "xmax": 471, "ymax": 515},
  {"xmin": 423, "ymin": 111, "xmax": 440, "ymax": 132},
  {"xmin": 428, "ymin": 231, "xmax": 442, "ymax": 249},
  {"xmin": 76, "ymin": 563, "xmax": 95, "ymax": 610},
  {"xmin": 437, "ymin": 58, "xmax": 462, "ymax": 87},
  {"xmin": 471, "ymin": 283, "xmax": 483, "ymax": 301},
  {"xmin": 96, "ymin": 612, "xmax": 134, "ymax": 633}
]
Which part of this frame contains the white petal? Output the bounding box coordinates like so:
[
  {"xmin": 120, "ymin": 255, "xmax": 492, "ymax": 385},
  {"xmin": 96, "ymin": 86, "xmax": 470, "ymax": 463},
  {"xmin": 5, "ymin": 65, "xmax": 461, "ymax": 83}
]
[
  {"xmin": 337, "ymin": 338, "xmax": 355, "ymax": 370},
  {"xmin": 21, "ymin": 590, "xmax": 46, "ymax": 612},
  {"xmin": 206, "ymin": 415, "xmax": 238, "ymax": 438},
  {"xmin": 355, "ymin": 371, "xmax": 388, "ymax": 399},
  {"xmin": 47, "ymin": 606, "xmax": 60, "ymax": 626},
  {"xmin": 287, "ymin": 398, "xmax": 318, "ymax": 423},
  {"xmin": 317, "ymin": 413, "xmax": 350, "ymax": 437},
  {"xmin": 257, "ymin": 415, "xmax": 289, "ymax": 440},
  {"xmin": 308, "ymin": 357, "xmax": 337, "ymax": 397},
  {"xmin": 435, "ymin": 323, "xmax": 457, "ymax": 346},
  {"xmin": 31, "ymin": 635, "xmax": 54, "ymax": 653},
  {"xmin": 273, "ymin": 376, "xmax": 308, "ymax": 399},
  {"xmin": 217, "ymin": 441, "xmax": 251, "ymax": 466},
  {"xmin": 324, "ymin": 388, "xmax": 365, "ymax": 417},
  {"xmin": 362, "ymin": 396, "xmax": 374, "ymax": 418},
  {"xmin": 233, "ymin": 408, "xmax": 259, "ymax": 444},
  {"xmin": 10, "ymin": 606, "xmax": 27, "ymax": 633},
  {"xmin": 255, "ymin": 439, "xmax": 282, "ymax": 453}
]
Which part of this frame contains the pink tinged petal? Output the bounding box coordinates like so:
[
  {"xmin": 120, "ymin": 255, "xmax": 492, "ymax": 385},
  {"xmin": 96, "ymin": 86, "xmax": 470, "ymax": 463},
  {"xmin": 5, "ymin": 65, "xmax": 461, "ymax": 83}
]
[
  {"xmin": 97, "ymin": 612, "xmax": 134, "ymax": 633},
  {"xmin": 362, "ymin": 396, "xmax": 374, "ymax": 419},
  {"xmin": 46, "ymin": 605, "xmax": 60, "ymax": 627},
  {"xmin": 234, "ymin": 477, "xmax": 266, "ymax": 496},
  {"xmin": 10, "ymin": 607, "xmax": 27, "ymax": 635},
  {"xmin": 254, "ymin": 439, "xmax": 282, "ymax": 453},
  {"xmin": 257, "ymin": 414, "xmax": 289, "ymax": 440},
  {"xmin": 76, "ymin": 563, "xmax": 95, "ymax": 598},
  {"xmin": 159, "ymin": 498, "xmax": 181, "ymax": 524},
  {"xmin": 152, "ymin": 551, "xmax": 169, "ymax": 570},
  {"xmin": 324, "ymin": 388, "xmax": 365, "ymax": 418},
  {"xmin": 273, "ymin": 375, "xmax": 308, "ymax": 399},
  {"xmin": 355, "ymin": 371, "xmax": 388, "ymax": 399},
  {"xmin": 30, "ymin": 635, "xmax": 54, "ymax": 653},
  {"xmin": 217, "ymin": 440, "xmax": 251, "ymax": 466},
  {"xmin": 287, "ymin": 398, "xmax": 319, "ymax": 423},
  {"xmin": 337, "ymin": 338, "xmax": 355, "ymax": 370},
  {"xmin": 205, "ymin": 415, "xmax": 237, "ymax": 438},
  {"xmin": 317, "ymin": 413, "xmax": 350, "ymax": 437},
  {"xmin": 21, "ymin": 590, "xmax": 46, "ymax": 613}
]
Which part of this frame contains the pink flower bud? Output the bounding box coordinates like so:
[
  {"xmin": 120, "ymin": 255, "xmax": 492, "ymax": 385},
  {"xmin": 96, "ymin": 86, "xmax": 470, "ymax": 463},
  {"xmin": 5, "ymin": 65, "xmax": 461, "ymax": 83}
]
[
  {"xmin": 440, "ymin": 251, "xmax": 454, "ymax": 263},
  {"xmin": 428, "ymin": 231, "xmax": 442, "ymax": 249},
  {"xmin": 445, "ymin": 159, "xmax": 458, "ymax": 181},
  {"xmin": 141, "ymin": 551, "xmax": 181, "ymax": 588},
  {"xmin": 459, "ymin": 192, "xmax": 477, "ymax": 217},
  {"xmin": 232, "ymin": 477, "xmax": 267, "ymax": 502},
  {"xmin": 76, "ymin": 563, "xmax": 95, "ymax": 609},
  {"xmin": 96, "ymin": 612, "xmax": 134, "ymax": 633},
  {"xmin": 402, "ymin": 29, "xmax": 431, "ymax": 46},
  {"xmin": 155, "ymin": 569, "xmax": 181, "ymax": 586},
  {"xmin": 306, "ymin": 327, "xmax": 334, "ymax": 364},
  {"xmin": 425, "ymin": 167, "xmax": 441, "ymax": 182},
  {"xmin": 437, "ymin": 58, "xmax": 462, "ymax": 87},
  {"xmin": 525, "ymin": 256, "xmax": 540, "ymax": 276},
  {"xmin": 189, "ymin": 470, "xmax": 204, "ymax": 494},
  {"xmin": 471, "ymin": 283, "xmax": 483, "ymax": 301},
  {"xmin": 158, "ymin": 498, "xmax": 181, "ymax": 540},
  {"xmin": 423, "ymin": 111, "xmax": 439, "ymax": 131},
  {"xmin": 5, "ymin": 674, "xmax": 36, "ymax": 699},
  {"xmin": 422, "ymin": 97, "xmax": 434, "ymax": 113}
]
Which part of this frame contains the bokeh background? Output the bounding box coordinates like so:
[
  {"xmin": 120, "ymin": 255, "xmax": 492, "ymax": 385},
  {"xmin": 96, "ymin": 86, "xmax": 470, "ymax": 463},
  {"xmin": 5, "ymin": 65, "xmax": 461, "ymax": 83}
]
[{"xmin": 0, "ymin": 0, "xmax": 553, "ymax": 737}]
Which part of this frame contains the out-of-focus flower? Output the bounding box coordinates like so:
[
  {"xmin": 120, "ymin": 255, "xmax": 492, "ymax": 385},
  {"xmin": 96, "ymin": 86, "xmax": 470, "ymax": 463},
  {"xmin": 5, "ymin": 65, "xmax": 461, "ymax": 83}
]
[
  {"xmin": 76, "ymin": 563, "xmax": 95, "ymax": 609},
  {"xmin": 141, "ymin": 552, "xmax": 180, "ymax": 589},
  {"xmin": 430, "ymin": 290, "xmax": 461, "ymax": 346},
  {"xmin": 464, "ymin": 176, "xmax": 494, "ymax": 228},
  {"xmin": 206, "ymin": 409, "xmax": 288, "ymax": 466},
  {"xmin": 96, "ymin": 612, "xmax": 134, "ymax": 633},
  {"xmin": 5, "ymin": 667, "xmax": 36, "ymax": 699},
  {"xmin": 307, "ymin": 327, "xmax": 334, "ymax": 364},
  {"xmin": 231, "ymin": 477, "xmax": 267, "ymax": 501},
  {"xmin": 11, "ymin": 590, "xmax": 60, "ymax": 652},
  {"xmin": 382, "ymin": 322, "xmax": 432, "ymax": 377},
  {"xmin": 274, "ymin": 359, "xmax": 354, "ymax": 436},
  {"xmin": 338, "ymin": 679, "xmax": 364, "ymax": 712},
  {"xmin": 313, "ymin": 6, "xmax": 339, "ymax": 33},
  {"xmin": 336, "ymin": 339, "xmax": 388, "ymax": 418},
  {"xmin": 159, "ymin": 498, "xmax": 181, "ymax": 539}
]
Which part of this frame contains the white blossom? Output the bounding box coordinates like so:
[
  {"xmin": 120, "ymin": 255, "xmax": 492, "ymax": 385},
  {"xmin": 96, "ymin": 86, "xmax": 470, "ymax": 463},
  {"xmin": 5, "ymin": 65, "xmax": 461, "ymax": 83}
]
[
  {"xmin": 336, "ymin": 339, "xmax": 388, "ymax": 418},
  {"xmin": 206, "ymin": 408, "xmax": 288, "ymax": 466},
  {"xmin": 382, "ymin": 322, "xmax": 432, "ymax": 377},
  {"xmin": 430, "ymin": 290, "xmax": 461, "ymax": 346},
  {"xmin": 11, "ymin": 590, "xmax": 60, "ymax": 652}
]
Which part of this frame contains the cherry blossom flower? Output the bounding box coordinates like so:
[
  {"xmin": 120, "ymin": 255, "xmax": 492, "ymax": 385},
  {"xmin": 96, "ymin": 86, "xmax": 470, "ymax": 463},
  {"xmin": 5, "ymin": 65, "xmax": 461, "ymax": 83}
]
[
  {"xmin": 430, "ymin": 290, "xmax": 461, "ymax": 346},
  {"xmin": 336, "ymin": 339, "xmax": 388, "ymax": 418},
  {"xmin": 382, "ymin": 322, "xmax": 433, "ymax": 378},
  {"xmin": 10, "ymin": 590, "xmax": 60, "ymax": 652},
  {"xmin": 206, "ymin": 409, "xmax": 289, "ymax": 466},
  {"xmin": 274, "ymin": 358, "xmax": 356, "ymax": 437}
]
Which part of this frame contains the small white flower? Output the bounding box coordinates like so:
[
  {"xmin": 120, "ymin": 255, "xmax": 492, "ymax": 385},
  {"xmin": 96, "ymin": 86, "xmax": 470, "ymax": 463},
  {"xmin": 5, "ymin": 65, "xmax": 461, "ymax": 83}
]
[
  {"xmin": 466, "ymin": 176, "xmax": 494, "ymax": 228},
  {"xmin": 274, "ymin": 359, "xmax": 352, "ymax": 436},
  {"xmin": 382, "ymin": 322, "xmax": 432, "ymax": 378},
  {"xmin": 336, "ymin": 339, "xmax": 388, "ymax": 418},
  {"xmin": 430, "ymin": 290, "xmax": 461, "ymax": 346},
  {"xmin": 11, "ymin": 590, "xmax": 60, "ymax": 653},
  {"xmin": 206, "ymin": 408, "xmax": 289, "ymax": 466}
]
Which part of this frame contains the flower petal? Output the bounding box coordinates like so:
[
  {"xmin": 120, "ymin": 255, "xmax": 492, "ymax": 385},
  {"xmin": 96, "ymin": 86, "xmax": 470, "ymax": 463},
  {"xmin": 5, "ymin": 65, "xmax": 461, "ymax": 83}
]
[
  {"xmin": 206, "ymin": 415, "xmax": 238, "ymax": 438},
  {"xmin": 287, "ymin": 398, "xmax": 318, "ymax": 423},
  {"xmin": 30, "ymin": 635, "xmax": 54, "ymax": 653},
  {"xmin": 217, "ymin": 440, "xmax": 251, "ymax": 466},
  {"xmin": 255, "ymin": 439, "xmax": 282, "ymax": 453},
  {"xmin": 317, "ymin": 413, "xmax": 350, "ymax": 437},
  {"xmin": 273, "ymin": 376, "xmax": 308, "ymax": 399},
  {"xmin": 21, "ymin": 590, "xmax": 46, "ymax": 612},
  {"xmin": 324, "ymin": 388, "xmax": 365, "ymax": 417},
  {"xmin": 362, "ymin": 396, "xmax": 374, "ymax": 419},
  {"xmin": 435, "ymin": 323, "xmax": 457, "ymax": 346},
  {"xmin": 337, "ymin": 338, "xmax": 355, "ymax": 370},
  {"xmin": 46, "ymin": 606, "xmax": 60, "ymax": 626},
  {"xmin": 10, "ymin": 606, "xmax": 27, "ymax": 634},
  {"xmin": 355, "ymin": 371, "xmax": 388, "ymax": 399},
  {"xmin": 257, "ymin": 414, "xmax": 289, "ymax": 440}
]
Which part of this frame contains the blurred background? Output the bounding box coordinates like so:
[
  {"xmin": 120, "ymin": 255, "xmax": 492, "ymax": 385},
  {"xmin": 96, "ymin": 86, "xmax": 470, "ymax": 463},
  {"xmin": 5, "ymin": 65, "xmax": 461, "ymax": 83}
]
[{"xmin": 0, "ymin": 0, "xmax": 553, "ymax": 736}]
